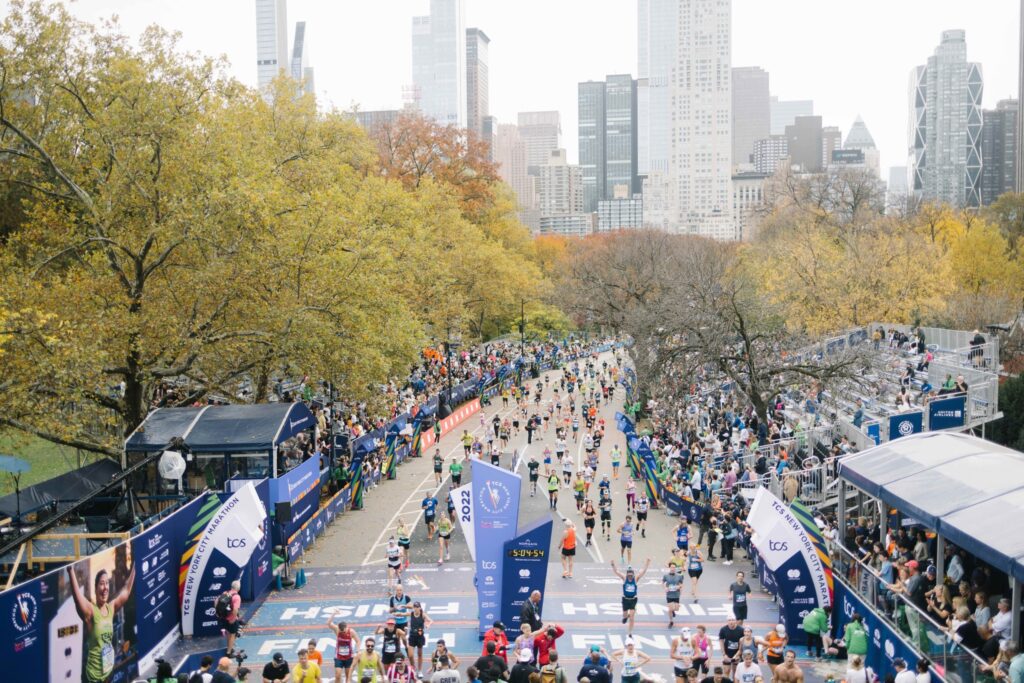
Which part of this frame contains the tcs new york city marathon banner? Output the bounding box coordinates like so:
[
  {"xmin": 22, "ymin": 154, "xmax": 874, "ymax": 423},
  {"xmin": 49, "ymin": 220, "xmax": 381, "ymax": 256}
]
[
  {"xmin": 469, "ymin": 460, "xmax": 552, "ymax": 637},
  {"xmin": 745, "ymin": 488, "xmax": 832, "ymax": 644}
]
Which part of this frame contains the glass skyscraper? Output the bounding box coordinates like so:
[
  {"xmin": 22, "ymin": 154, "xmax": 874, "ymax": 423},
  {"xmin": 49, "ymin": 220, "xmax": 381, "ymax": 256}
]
[{"xmin": 909, "ymin": 30, "xmax": 983, "ymax": 208}]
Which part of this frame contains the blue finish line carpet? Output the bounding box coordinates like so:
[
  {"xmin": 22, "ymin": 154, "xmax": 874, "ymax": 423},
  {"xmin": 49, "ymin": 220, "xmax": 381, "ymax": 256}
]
[{"xmin": 228, "ymin": 563, "xmax": 781, "ymax": 677}]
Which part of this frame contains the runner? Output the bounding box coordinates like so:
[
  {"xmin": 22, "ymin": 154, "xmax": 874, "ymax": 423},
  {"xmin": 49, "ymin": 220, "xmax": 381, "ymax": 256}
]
[
  {"xmin": 386, "ymin": 653, "xmax": 416, "ymax": 683},
  {"xmin": 675, "ymin": 519, "xmax": 691, "ymax": 553},
  {"xmin": 433, "ymin": 448, "xmax": 445, "ymax": 486},
  {"xmin": 718, "ymin": 617, "xmax": 745, "ymax": 679},
  {"xmin": 527, "ymin": 456, "xmax": 540, "ymax": 496},
  {"xmin": 762, "ymin": 625, "xmax": 787, "ymax": 677},
  {"xmin": 611, "ymin": 445, "xmax": 621, "ymax": 479},
  {"xmin": 461, "ymin": 430, "xmax": 473, "ymax": 457},
  {"xmin": 663, "ymin": 563, "xmax": 684, "ymax": 629},
  {"xmin": 599, "ymin": 490, "xmax": 613, "ymax": 541},
  {"xmin": 547, "ymin": 472, "xmax": 560, "ymax": 510},
  {"xmin": 558, "ymin": 519, "xmax": 577, "ymax": 578},
  {"xmin": 326, "ymin": 617, "xmax": 359, "ymax": 683},
  {"xmin": 561, "ymin": 452, "xmax": 573, "ymax": 486},
  {"xmin": 543, "ymin": 446, "xmax": 553, "ymax": 476},
  {"xmin": 729, "ymin": 572, "xmax": 752, "ymax": 623},
  {"xmin": 573, "ymin": 472, "xmax": 586, "ymax": 511},
  {"xmin": 687, "ymin": 545, "xmax": 705, "ymax": 602},
  {"xmin": 617, "ymin": 515, "xmax": 635, "ymax": 564},
  {"xmin": 736, "ymin": 627, "xmax": 760, "ymax": 665},
  {"xmin": 422, "ymin": 492, "xmax": 439, "ymax": 541},
  {"xmin": 385, "ymin": 537, "xmax": 404, "ymax": 595},
  {"xmin": 670, "ymin": 627, "xmax": 695, "ymax": 683},
  {"xmin": 407, "ymin": 602, "xmax": 432, "ymax": 674},
  {"xmin": 396, "ymin": 521, "xmax": 412, "ymax": 569},
  {"xmin": 772, "ymin": 651, "xmax": 803, "ymax": 683},
  {"xmin": 582, "ymin": 499, "xmax": 597, "ymax": 547},
  {"xmin": 734, "ymin": 651, "xmax": 762, "ymax": 683},
  {"xmin": 612, "ymin": 640, "xmax": 651, "ymax": 683},
  {"xmin": 389, "ymin": 585, "xmax": 412, "ymax": 635},
  {"xmin": 692, "ymin": 625, "xmax": 712, "ymax": 675},
  {"xmin": 625, "ymin": 478, "xmax": 636, "ymax": 511},
  {"xmin": 611, "ymin": 558, "xmax": 651, "ymax": 636},
  {"xmin": 375, "ymin": 617, "xmax": 409, "ymax": 668},
  {"xmin": 437, "ymin": 512, "xmax": 453, "ymax": 565},
  {"xmin": 449, "ymin": 458, "xmax": 463, "ymax": 487},
  {"xmin": 634, "ymin": 492, "xmax": 649, "ymax": 539},
  {"xmin": 353, "ymin": 637, "xmax": 386, "ymax": 683}
]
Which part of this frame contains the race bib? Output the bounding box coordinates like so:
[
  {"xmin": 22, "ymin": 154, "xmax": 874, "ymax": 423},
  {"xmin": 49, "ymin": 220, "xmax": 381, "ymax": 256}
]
[
  {"xmin": 101, "ymin": 644, "xmax": 115, "ymax": 672},
  {"xmin": 338, "ymin": 645, "xmax": 351, "ymax": 657}
]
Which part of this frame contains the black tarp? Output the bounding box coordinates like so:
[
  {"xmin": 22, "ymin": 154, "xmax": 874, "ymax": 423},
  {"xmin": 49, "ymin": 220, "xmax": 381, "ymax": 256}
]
[{"xmin": 0, "ymin": 458, "xmax": 120, "ymax": 519}]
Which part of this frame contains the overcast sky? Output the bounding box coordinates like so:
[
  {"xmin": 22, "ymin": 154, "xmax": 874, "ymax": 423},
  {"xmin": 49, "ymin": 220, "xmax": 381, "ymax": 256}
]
[{"xmin": 18, "ymin": 0, "xmax": 1023, "ymax": 179}]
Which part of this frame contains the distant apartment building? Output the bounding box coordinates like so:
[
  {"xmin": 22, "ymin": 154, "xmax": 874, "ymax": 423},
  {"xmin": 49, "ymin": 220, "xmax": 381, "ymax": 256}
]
[
  {"xmin": 518, "ymin": 111, "xmax": 562, "ymax": 176},
  {"xmin": 355, "ymin": 109, "xmax": 401, "ymax": 132},
  {"xmin": 597, "ymin": 196, "xmax": 644, "ymax": 232},
  {"xmin": 494, "ymin": 123, "xmax": 537, "ymax": 229},
  {"xmin": 752, "ymin": 135, "xmax": 789, "ymax": 175},
  {"xmin": 732, "ymin": 171, "xmax": 769, "ymax": 241},
  {"xmin": 843, "ymin": 116, "xmax": 881, "ymax": 178},
  {"xmin": 822, "ymin": 126, "xmax": 842, "ymax": 171},
  {"xmin": 785, "ymin": 116, "xmax": 823, "ymax": 173},
  {"xmin": 981, "ymin": 100, "xmax": 1018, "ymax": 205}
]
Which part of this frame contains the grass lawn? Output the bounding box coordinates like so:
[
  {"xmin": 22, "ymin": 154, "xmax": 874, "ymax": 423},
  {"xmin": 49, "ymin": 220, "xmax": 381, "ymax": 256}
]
[{"xmin": 0, "ymin": 430, "xmax": 104, "ymax": 497}]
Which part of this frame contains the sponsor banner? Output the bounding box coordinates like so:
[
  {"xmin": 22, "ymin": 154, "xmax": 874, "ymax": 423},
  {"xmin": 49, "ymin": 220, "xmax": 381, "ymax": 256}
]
[
  {"xmin": 269, "ymin": 456, "xmax": 324, "ymax": 542},
  {"xmin": 246, "ymin": 479, "xmax": 274, "ymax": 600},
  {"xmin": 470, "ymin": 459, "xmax": 522, "ymax": 636},
  {"xmin": 1, "ymin": 495, "xmax": 208, "ymax": 683},
  {"xmin": 888, "ymin": 411, "xmax": 923, "ymax": 440},
  {"xmin": 833, "ymin": 579, "xmax": 919, "ymax": 676},
  {"xmin": 928, "ymin": 395, "xmax": 966, "ymax": 431},
  {"xmin": 500, "ymin": 517, "xmax": 553, "ymax": 637},
  {"xmin": 661, "ymin": 491, "xmax": 705, "ymax": 523},
  {"xmin": 180, "ymin": 483, "xmax": 267, "ymax": 636},
  {"xmin": 865, "ymin": 422, "xmax": 881, "ymax": 446},
  {"xmin": 422, "ymin": 399, "xmax": 481, "ymax": 450},
  {"xmin": 746, "ymin": 488, "xmax": 830, "ymax": 643},
  {"xmin": 450, "ymin": 484, "xmax": 476, "ymax": 561}
]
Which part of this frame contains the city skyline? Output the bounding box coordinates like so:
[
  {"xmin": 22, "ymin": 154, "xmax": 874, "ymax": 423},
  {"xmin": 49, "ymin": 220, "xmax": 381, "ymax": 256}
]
[{"xmin": 41, "ymin": 0, "xmax": 1020, "ymax": 183}]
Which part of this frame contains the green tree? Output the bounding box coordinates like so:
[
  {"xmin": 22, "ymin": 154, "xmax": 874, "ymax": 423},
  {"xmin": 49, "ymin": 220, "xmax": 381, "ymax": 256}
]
[{"xmin": 990, "ymin": 375, "xmax": 1024, "ymax": 451}]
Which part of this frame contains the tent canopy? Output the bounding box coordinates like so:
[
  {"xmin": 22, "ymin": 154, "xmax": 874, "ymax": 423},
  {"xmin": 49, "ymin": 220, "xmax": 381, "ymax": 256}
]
[
  {"xmin": 125, "ymin": 403, "xmax": 316, "ymax": 454},
  {"xmin": 0, "ymin": 458, "xmax": 120, "ymax": 519},
  {"xmin": 838, "ymin": 432, "xmax": 1024, "ymax": 582}
]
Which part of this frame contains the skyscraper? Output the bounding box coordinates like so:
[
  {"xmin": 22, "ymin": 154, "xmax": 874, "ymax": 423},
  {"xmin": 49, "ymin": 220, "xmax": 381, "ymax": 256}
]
[
  {"xmin": 255, "ymin": 0, "xmax": 288, "ymax": 95},
  {"xmin": 785, "ymin": 115, "xmax": 823, "ymax": 173},
  {"xmin": 537, "ymin": 149, "xmax": 589, "ymax": 236},
  {"xmin": 578, "ymin": 80, "xmax": 606, "ymax": 213},
  {"xmin": 732, "ymin": 67, "xmax": 770, "ymax": 168},
  {"xmin": 411, "ymin": 0, "xmax": 466, "ymax": 127},
  {"xmin": 752, "ymin": 135, "xmax": 788, "ymax": 175},
  {"xmin": 822, "ymin": 126, "xmax": 842, "ymax": 171},
  {"xmin": 466, "ymin": 28, "xmax": 490, "ymax": 138},
  {"xmin": 578, "ymin": 75, "xmax": 640, "ymax": 212},
  {"xmin": 290, "ymin": 21, "xmax": 315, "ymax": 97},
  {"xmin": 909, "ymin": 30, "xmax": 983, "ymax": 208},
  {"xmin": 981, "ymin": 100, "xmax": 1019, "ymax": 206},
  {"xmin": 769, "ymin": 97, "xmax": 813, "ymax": 135},
  {"xmin": 1018, "ymin": 0, "xmax": 1024, "ymax": 192},
  {"xmin": 844, "ymin": 116, "xmax": 882, "ymax": 178},
  {"xmin": 637, "ymin": 0, "xmax": 677, "ymax": 178},
  {"xmin": 493, "ymin": 123, "xmax": 537, "ymax": 229},
  {"xmin": 637, "ymin": 0, "xmax": 733, "ymax": 239},
  {"xmin": 518, "ymin": 112, "xmax": 561, "ymax": 176}
]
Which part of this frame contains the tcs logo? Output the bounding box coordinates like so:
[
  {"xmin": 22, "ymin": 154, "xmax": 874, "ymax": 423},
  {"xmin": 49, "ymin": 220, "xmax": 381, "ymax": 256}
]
[
  {"xmin": 226, "ymin": 538, "xmax": 247, "ymax": 549},
  {"xmin": 768, "ymin": 540, "xmax": 788, "ymax": 552}
]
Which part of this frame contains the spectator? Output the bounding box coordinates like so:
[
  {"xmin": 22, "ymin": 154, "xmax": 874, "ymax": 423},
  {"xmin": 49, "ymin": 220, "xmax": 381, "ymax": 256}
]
[
  {"xmin": 991, "ymin": 598, "xmax": 1013, "ymax": 642},
  {"xmin": 188, "ymin": 656, "xmax": 215, "ymax": 683},
  {"xmin": 262, "ymin": 652, "xmax": 289, "ymax": 683},
  {"xmin": 845, "ymin": 656, "xmax": 873, "ymax": 683},
  {"xmin": 432, "ymin": 657, "xmax": 462, "ymax": 683},
  {"xmin": 473, "ymin": 641, "xmax": 510, "ymax": 683},
  {"xmin": 510, "ymin": 650, "xmax": 540, "ymax": 683},
  {"xmin": 211, "ymin": 657, "xmax": 237, "ymax": 683},
  {"xmin": 577, "ymin": 652, "xmax": 611, "ymax": 683},
  {"xmin": 915, "ymin": 660, "xmax": 931, "ymax": 683},
  {"xmin": 483, "ymin": 622, "xmax": 510, "ymax": 663},
  {"xmin": 893, "ymin": 659, "xmax": 915, "ymax": 683},
  {"xmin": 540, "ymin": 651, "xmax": 568, "ymax": 683},
  {"xmin": 521, "ymin": 592, "xmax": 544, "ymax": 633}
]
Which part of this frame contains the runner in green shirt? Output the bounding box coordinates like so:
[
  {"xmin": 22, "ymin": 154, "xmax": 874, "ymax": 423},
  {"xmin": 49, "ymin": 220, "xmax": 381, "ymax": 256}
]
[
  {"xmin": 547, "ymin": 473, "xmax": 560, "ymax": 510},
  {"xmin": 437, "ymin": 513, "xmax": 454, "ymax": 565},
  {"xmin": 449, "ymin": 460, "xmax": 463, "ymax": 486}
]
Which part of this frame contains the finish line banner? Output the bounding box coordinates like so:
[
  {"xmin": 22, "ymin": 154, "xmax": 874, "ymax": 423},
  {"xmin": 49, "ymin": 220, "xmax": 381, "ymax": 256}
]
[
  {"xmin": 501, "ymin": 516, "xmax": 553, "ymax": 637},
  {"xmin": 470, "ymin": 460, "xmax": 521, "ymax": 635}
]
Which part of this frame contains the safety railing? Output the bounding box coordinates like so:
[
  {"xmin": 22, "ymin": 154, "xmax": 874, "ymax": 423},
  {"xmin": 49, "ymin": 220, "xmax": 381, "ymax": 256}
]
[{"xmin": 833, "ymin": 543, "xmax": 991, "ymax": 683}]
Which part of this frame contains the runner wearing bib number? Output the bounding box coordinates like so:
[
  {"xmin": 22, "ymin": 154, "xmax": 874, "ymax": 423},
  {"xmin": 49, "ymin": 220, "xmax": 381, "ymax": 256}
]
[
  {"xmin": 375, "ymin": 619, "xmax": 407, "ymax": 666},
  {"xmin": 613, "ymin": 641, "xmax": 652, "ymax": 683},
  {"xmin": 612, "ymin": 558, "xmax": 651, "ymax": 636},
  {"xmin": 327, "ymin": 617, "xmax": 358, "ymax": 683},
  {"xmin": 353, "ymin": 639, "xmax": 384, "ymax": 683},
  {"xmin": 687, "ymin": 546, "xmax": 704, "ymax": 602}
]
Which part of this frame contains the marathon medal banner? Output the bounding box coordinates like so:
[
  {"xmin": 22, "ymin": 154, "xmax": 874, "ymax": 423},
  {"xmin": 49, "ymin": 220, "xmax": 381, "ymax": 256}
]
[
  {"xmin": 500, "ymin": 516, "xmax": 553, "ymax": 636},
  {"xmin": 180, "ymin": 483, "xmax": 267, "ymax": 636},
  {"xmin": 470, "ymin": 460, "xmax": 522, "ymax": 635},
  {"xmin": 928, "ymin": 395, "xmax": 966, "ymax": 431},
  {"xmin": 746, "ymin": 488, "xmax": 831, "ymax": 644},
  {"xmin": 888, "ymin": 410, "xmax": 923, "ymax": 440}
]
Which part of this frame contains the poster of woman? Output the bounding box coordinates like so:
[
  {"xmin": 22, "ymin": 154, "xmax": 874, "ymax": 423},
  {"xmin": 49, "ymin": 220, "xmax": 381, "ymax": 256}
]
[{"xmin": 62, "ymin": 545, "xmax": 137, "ymax": 683}]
